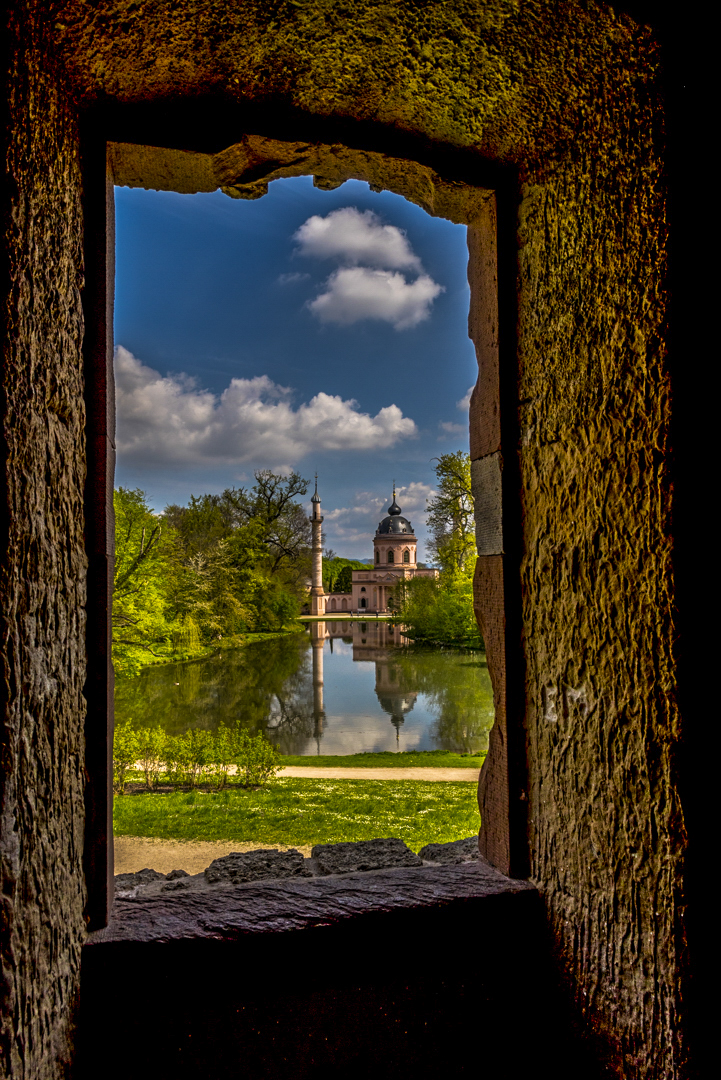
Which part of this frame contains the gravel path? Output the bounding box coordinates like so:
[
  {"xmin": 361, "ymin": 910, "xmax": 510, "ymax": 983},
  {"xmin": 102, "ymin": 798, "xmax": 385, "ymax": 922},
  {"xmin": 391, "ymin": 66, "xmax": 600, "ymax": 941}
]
[
  {"xmin": 114, "ymin": 837, "xmax": 314, "ymax": 876},
  {"xmin": 278, "ymin": 766, "xmax": 480, "ymax": 781}
]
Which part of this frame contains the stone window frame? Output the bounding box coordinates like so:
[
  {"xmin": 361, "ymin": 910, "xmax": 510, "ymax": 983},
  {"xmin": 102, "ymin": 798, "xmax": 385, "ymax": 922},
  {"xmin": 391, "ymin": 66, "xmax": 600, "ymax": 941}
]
[
  {"xmin": 387, "ymin": 550, "xmax": 395, "ymax": 563},
  {"xmin": 84, "ymin": 131, "xmax": 524, "ymax": 926}
]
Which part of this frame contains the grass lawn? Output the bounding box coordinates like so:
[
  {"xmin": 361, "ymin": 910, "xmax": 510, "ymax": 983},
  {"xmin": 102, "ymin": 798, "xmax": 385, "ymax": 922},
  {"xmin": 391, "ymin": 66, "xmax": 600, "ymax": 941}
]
[
  {"xmin": 113, "ymin": 778, "xmax": 480, "ymax": 852},
  {"xmin": 279, "ymin": 750, "xmax": 485, "ymax": 769}
]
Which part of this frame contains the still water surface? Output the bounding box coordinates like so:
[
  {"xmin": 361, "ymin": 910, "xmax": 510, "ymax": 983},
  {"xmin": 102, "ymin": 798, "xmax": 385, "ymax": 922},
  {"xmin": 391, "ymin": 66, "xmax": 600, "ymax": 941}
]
[{"xmin": 114, "ymin": 620, "xmax": 495, "ymax": 756}]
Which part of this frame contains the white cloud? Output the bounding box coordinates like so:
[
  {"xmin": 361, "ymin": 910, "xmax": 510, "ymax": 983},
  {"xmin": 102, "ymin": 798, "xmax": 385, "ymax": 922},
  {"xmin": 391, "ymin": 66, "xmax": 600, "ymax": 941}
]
[
  {"xmin": 307, "ymin": 267, "xmax": 443, "ymax": 330},
  {"xmin": 319, "ymin": 483, "xmax": 435, "ymax": 551},
  {"xmin": 457, "ymin": 385, "xmax": 474, "ymax": 411},
  {"xmin": 294, "ymin": 207, "xmax": 422, "ymax": 271},
  {"xmin": 439, "ymin": 421, "xmax": 466, "ymax": 435},
  {"xmin": 277, "ymin": 272, "xmax": 310, "ymax": 285},
  {"xmin": 114, "ymin": 346, "xmax": 418, "ymax": 467}
]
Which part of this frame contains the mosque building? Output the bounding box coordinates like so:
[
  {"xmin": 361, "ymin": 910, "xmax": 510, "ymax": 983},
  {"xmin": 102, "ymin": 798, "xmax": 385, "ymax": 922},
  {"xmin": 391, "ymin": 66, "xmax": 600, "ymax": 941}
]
[{"xmin": 310, "ymin": 482, "xmax": 438, "ymax": 615}]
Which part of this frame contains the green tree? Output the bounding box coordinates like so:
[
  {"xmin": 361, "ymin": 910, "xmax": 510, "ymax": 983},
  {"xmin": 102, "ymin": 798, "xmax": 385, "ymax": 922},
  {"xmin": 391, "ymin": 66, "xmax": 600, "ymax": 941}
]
[
  {"xmin": 113, "ymin": 488, "xmax": 177, "ymax": 676},
  {"xmin": 426, "ymin": 451, "xmax": 475, "ymax": 575},
  {"xmin": 392, "ymin": 453, "xmax": 480, "ymax": 647}
]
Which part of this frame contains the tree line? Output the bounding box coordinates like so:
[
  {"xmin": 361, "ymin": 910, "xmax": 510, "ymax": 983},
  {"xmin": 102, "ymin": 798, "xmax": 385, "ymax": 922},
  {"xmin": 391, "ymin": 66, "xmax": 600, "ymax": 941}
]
[
  {"xmin": 113, "ymin": 470, "xmax": 311, "ymax": 676},
  {"xmin": 113, "ymin": 452, "xmax": 481, "ymax": 677}
]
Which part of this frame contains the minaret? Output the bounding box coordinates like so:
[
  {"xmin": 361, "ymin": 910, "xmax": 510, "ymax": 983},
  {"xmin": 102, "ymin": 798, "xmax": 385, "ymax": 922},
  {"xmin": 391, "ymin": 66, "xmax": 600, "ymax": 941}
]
[{"xmin": 310, "ymin": 474, "xmax": 326, "ymax": 617}]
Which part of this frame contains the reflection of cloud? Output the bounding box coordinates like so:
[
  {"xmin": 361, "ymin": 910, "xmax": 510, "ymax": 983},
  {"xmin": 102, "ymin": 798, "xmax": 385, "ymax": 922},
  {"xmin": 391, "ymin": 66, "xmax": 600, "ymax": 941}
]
[
  {"xmin": 294, "ymin": 207, "xmax": 422, "ymax": 270},
  {"xmin": 307, "ymin": 267, "xmax": 443, "ymax": 330},
  {"xmin": 457, "ymin": 385, "xmax": 474, "ymax": 411},
  {"xmin": 318, "ymin": 482, "xmax": 435, "ymax": 550},
  {"xmin": 115, "ymin": 346, "xmax": 418, "ymax": 468}
]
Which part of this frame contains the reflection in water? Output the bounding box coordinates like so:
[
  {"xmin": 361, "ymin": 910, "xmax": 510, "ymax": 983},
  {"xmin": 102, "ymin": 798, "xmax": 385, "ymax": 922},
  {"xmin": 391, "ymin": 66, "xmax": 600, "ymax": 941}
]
[{"xmin": 115, "ymin": 620, "xmax": 495, "ymax": 755}]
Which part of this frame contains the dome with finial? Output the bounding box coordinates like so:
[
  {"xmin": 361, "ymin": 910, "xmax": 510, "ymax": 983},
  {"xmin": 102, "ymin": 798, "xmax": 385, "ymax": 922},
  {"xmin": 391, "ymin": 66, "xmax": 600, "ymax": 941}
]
[
  {"xmin": 376, "ymin": 485, "xmax": 414, "ymax": 535},
  {"xmin": 311, "ymin": 473, "xmax": 321, "ymax": 504}
]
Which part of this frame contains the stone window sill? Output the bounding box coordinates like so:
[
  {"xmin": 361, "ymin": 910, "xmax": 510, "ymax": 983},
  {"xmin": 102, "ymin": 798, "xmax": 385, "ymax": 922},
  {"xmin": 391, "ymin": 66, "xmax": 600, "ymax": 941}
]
[{"xmin": 87, "ymin": 859, "xmax": 534, "ymax": 945}]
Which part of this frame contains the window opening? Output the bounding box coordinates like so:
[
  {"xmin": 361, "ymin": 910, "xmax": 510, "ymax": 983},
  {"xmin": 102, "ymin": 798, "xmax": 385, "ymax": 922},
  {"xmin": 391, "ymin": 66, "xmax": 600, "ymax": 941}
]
[{"xmin": 110, "ymin": 162, "xmax": 495, "ymax": 877}]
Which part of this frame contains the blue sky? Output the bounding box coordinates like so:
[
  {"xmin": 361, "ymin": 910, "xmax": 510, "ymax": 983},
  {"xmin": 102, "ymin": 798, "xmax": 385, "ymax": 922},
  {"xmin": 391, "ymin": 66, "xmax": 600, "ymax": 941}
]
[{"xmin": 114, "ymin": 176, "xmax": 476, "ymax": 559}]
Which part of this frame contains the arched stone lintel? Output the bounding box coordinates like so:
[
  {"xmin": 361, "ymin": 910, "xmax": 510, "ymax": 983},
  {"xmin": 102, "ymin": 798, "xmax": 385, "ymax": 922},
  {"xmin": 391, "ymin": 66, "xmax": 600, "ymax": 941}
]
[{"xmin": 108, "ymin": 135, "xmax": 494, "ymax": 226}]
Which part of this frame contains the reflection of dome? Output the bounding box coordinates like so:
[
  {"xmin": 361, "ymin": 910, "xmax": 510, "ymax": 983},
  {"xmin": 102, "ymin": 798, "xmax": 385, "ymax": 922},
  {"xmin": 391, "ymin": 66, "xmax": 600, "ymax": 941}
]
[{"xmin": 376, "ymin": 692, "xmax": 417, "ymax": 729}]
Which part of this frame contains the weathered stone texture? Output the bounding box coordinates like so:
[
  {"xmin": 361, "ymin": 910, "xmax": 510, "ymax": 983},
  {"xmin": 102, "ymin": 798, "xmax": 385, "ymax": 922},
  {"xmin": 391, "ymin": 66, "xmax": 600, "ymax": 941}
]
[
  {"xmin": 1, "ymin": 2, "xmax": 685, "ymax": 1078},
  {"xmin": 96, "ymin": 860, "xmax": 534, "ymax": 944},
  {"xmin": 418, "ymin": 836, "xmax": 479, "ymax": 865},
  {"xmin": 1, "ymin": 5, "xmax": 87, "ymax": 1077},
  {"xmin": 312, "ymin": 838, "xmax": 422, "ymax": 875},
  {"xmin": 205, "ymin": 848, "xmax": 312, "ymax": 884},
  {"xmin": 516, "ymin": 127, "xmax": 680, "ymax": 1079}
]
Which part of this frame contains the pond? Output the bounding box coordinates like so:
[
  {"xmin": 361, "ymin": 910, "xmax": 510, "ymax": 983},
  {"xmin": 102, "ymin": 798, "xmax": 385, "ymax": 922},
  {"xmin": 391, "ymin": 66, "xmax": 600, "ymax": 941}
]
[{"xmin": 114, "ymin": 620, "xmax": 495, "ymax": 756}]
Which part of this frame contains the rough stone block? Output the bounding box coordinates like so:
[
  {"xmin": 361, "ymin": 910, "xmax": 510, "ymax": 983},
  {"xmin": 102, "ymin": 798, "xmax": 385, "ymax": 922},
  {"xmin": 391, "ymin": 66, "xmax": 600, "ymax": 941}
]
[
  {"xmin": 418, "ymin": 837, "xmax": 479, "ymax": 865},
  {"xmin": 114, "ymin": 868, "xmax": 165, "ymax": 896},
  {"xmin": 311, "ymin": 838, "xmax": 422, "ymax": 876},
  {"xmin": 204, "ymin": 849, "xmax": 312, "ymax": 885}
]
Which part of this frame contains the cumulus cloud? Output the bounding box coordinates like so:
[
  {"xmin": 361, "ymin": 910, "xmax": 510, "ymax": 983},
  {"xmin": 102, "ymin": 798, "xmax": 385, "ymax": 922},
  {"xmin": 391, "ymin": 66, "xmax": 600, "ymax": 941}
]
[
  {"xmin": 307, "ymin": 267, "xmax": 443, "ymax": 330},
  {"xmin": 320, "ymin": 482, "xmax": 435, "ymax": 550},
  {"xmin": 457, "ymin": 385, "xmax": 474, "ymax": 411},
  {"xmin": 294, "ymin": 207, "xmax": 422, "ymax": 271},
  {"xmin": 115, "ymin": 346, "xmax": 418, "ymax": 467},
  {"xmin": 439, "ymin": 421, "xmax": 466, "ymax": 436}
]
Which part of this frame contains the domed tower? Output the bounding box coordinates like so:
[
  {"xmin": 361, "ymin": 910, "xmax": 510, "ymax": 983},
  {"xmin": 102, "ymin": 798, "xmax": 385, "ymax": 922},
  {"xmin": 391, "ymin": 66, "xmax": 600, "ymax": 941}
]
[{"xmin": 373, "ymin": 485, "xmax": 417, "ymax": 569}]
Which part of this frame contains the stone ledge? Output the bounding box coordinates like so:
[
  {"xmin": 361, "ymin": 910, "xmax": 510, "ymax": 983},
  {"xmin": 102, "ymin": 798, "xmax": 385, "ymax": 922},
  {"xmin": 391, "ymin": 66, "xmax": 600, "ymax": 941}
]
[{"xmin": 88, "ymin": 859, "xmax": 534, "ymax": 945}]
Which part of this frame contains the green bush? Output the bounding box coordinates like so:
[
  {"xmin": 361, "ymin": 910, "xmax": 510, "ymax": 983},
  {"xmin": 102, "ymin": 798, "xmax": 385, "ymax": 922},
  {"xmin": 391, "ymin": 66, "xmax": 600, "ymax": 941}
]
[
  {"xmin": 135, "ymin": 726, "xmax": 167, "ymax": 790},
  {"xmin": 114, "ymin": 721, "xmax": 281, "ymax": 792},
  {"xmin": 233, "ymin": 731, "xmax": 281, "ymax": 788},
  {"xmin": 113, "ymin": 722, "xmax": 139, "ymax": 795},
  {"xmin": 209, "ymin": 725, "xmax": 235, "ymax": 790}
]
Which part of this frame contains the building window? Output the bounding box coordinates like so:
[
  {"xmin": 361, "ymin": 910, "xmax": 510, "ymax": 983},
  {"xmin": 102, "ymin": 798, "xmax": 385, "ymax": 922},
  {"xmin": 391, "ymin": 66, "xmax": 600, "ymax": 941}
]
[
  {"xmin": 375, "ymin": 550, "xmax": 380, "ymax": 564},
  {"xmin": 403, "ymin": 550, "xmax": 409, "ymax": 564},
  {"xmin": 360, "ymin": 587, "xmax": 366, "ymax": 592},
  {"xmin": 388, "ymin": 550, "xmax": 394, "ymax": 563},
  {"xmin": 341, "ymin": 598, "xmax": 347, "ymax": 611},
  {"xmin": 360, "ymin": 598, "xmax": 367, "ymax": 609}
]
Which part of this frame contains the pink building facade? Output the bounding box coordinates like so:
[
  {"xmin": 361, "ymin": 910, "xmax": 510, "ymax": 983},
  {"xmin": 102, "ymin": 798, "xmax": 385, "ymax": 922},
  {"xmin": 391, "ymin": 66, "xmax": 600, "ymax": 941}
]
[{"xmin": 325, "ymin": 493, "xmax": 438, "ymax": 614}]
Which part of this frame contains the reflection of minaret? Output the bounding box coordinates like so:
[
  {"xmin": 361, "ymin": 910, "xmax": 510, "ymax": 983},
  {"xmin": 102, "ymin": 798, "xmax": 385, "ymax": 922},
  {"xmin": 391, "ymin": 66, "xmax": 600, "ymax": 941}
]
[
  {"xmin": 309, "ymin": 475, "xmax": 326, "ymax": 617},
  {"xmin": 311, "ymin": 620, "xmax": 326, "ymax": 751}
]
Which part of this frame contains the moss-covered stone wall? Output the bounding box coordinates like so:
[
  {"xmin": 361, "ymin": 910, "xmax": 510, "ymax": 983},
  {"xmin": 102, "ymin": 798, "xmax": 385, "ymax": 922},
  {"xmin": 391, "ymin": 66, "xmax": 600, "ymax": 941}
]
[
  {"xmin": 1, "ymin": 4, "xmax": 88, "ymax": 1076},
  {"xmin": 1, "ymin": 2, "xmax": 683, "ymax": 1077}
]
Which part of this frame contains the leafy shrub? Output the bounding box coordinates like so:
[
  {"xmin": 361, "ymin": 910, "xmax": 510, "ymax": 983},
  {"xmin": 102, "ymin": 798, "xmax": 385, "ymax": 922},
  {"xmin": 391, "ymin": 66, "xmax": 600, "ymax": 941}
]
[
  {"xmin": 164, "ymin": 734, "xmax": 191, "ymax": 787},
  {"xmin": 233, "ymin": 731, "xmax": 281, "ymax": 788},
  {"xmin": 209, "ymin": 725, "xmax": 235, "ymax": 790},
  {"xmin": 136, "ymin": 726, "xmax": 167, "ymax": 790},
  {"xmin": 113, "ymin": 721, "xmax": 281, "ymax": 792},
  {"xmin": 113, "ymin": 722, "xmax": 139, "ymax": 795},
  {"xmin": 183, "ymin": 728, "xmax": 215, "ymax": 788}
]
